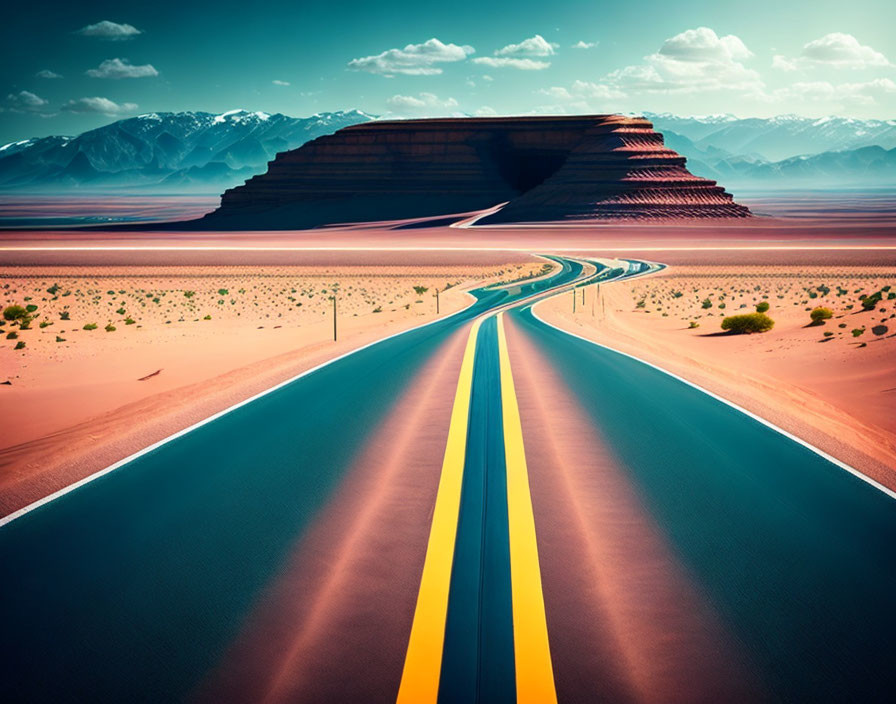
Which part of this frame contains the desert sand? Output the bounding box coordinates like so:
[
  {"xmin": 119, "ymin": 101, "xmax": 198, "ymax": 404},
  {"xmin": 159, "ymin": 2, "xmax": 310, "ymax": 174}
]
[
  {"xmin": 537, "ymin": 255, "xmax": 896, "ymax": 488},
  {"xmin": 0, "ymin": 255, "xmax": 545, "ymax": 515}
]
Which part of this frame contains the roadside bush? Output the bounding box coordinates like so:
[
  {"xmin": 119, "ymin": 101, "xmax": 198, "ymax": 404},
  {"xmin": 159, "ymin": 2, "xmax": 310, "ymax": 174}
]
[
  {"xmin": 105, "ymin": 324, "xmax": 116, "ymax": 332},
  {"xmin": 809, "ymin": 307, "xmax": 833, "ymax": 325},
  {"xmin": 83, "ymin": 323, "xmax": 98, "ymax": 330},
  {"xmin": 755, "ymin": 301, "xmax": 770, "ymax": 313},
  {"xmin": 720, "ymin": 313, "xmax": 775, "ymax": 334},
  {"xmin": 3, "ymin": 304, "xmax": 27, "ymax": 321},
  {"xmin": 14, "ymin": 341, "xmax": 25, "ymax": 350}
]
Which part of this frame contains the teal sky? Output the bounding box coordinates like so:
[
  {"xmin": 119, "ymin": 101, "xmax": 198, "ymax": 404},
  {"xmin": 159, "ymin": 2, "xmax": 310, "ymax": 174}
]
[{"xmin": 2, "ymin": 0, "xmax": 894, "ymax": 142}]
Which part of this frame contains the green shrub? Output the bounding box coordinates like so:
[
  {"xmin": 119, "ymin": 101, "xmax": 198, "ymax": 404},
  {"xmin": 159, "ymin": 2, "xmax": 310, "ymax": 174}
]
[
  {"xmin": 60, "ymin": 311, "xmax": 70, "ymax": 321},
  {"xmin": 861, "ymin": 292, "xmax": 882, "ymax": 310},
  {"xmin": 809, "ymin": 307, "xmax": 833, "ymax": 325},
  {"xmin": 203, "ymin": 314, "xmax": 211, "ymax": 320},
  {"xmin": 25, "ymin": 304, "xmax": 38, "ymax": 313},
  {"xmin": 3, "ymin": 305, "xmax": 27, "ymax": 321},
  {"xmin": 720, "ymin": 313, "xmax": 775, "ymax": 334},
  {"xmin": 105, "ymin": 324, "xmax": 116, "ymax": 332},
  {"xmin": 218, "ymin": 288, "xmax": 229, "ymax": 296},
  {"xmin": 373, "ymin": 306, "xmax": 382, "ymax": 313},
  {"xmin": 124, "ymin": 317, "xmax": 136, "ymax": 325},
  {"xmin": 184, "ymin": 291, "xmax": 195, "ymax": 298},
  {"xmin": 39, "ymin": 321, "xmax": 52, "ymax": 328},
  {"xmin": 688, "ymin": 321, "xmax": 700, "ymax": 329},
  {"xmin": 46, "ymin": 283, "xmax": 60, "ymax": 295},
  {"xmin": 823, "ymin": 331, "xmax": 834, "ymax": 337},
  {"xmin": 701, "ymin": 298, "xmax": 713, "ymax": 309},
  {"xmin": 116, "ymin": 308, "xmax": 126, "ymax": 315},
  {"xmin": 755, "ymin": 301, "xmax": 770, "ymax": 313},
  {"xmin": 14, "ymin": 341, "xmax": 25, "ymax": 350},
  {"xmin": 6, "ymin": 331, "xmax": 17, "ymax": 339},
  {"xmin": 851, "ymin": 328, "xmax": 865, "ymax": 337},
  {"xmin": 872, "ymin": 325, "xmax": 888, "ymax": 336},
  {"xmin": 83, "ymin": 323, "xmax": 98, "ymax": 330},
  {"xmin": 413, "ymin": 285, "xmax": 429, "ymax": 295},
  {"xmin": 56, "ymin": 336, "xmax": 65, "ymax": 342}
]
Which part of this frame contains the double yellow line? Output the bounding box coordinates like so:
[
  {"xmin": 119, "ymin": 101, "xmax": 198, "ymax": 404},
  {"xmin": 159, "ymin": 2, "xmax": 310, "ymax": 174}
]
[{"xmin": 397, "ymin": 313, "xmax": 556, "ymax": 704}]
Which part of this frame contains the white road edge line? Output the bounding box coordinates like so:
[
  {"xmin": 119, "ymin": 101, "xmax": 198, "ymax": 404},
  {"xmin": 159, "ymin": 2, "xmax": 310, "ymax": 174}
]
[
  {"xmin": 529, "ymin": 272, "xmax": 896, "ymax": 502},
  {"xmin": 0, "ymin": 293, "xmax": 489, "ymax": 529}
]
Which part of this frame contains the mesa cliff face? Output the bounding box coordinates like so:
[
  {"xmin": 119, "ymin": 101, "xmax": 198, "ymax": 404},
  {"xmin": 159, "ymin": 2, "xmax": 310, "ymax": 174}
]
[{"xmin": 202, "ymin": 115, "xmax": 750, "ymax": 228}]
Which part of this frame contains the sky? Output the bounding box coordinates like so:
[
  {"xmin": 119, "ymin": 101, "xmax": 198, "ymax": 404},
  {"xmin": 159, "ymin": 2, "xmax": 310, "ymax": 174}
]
[{"xmin": 1, "ymin": 0, "xmax": 894, "ymax": 142}]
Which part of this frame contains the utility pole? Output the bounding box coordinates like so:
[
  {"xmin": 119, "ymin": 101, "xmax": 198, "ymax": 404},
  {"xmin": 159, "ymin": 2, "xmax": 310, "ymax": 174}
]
[
  {"xmin": 436, "ymin": 288, "xmax": 440, "ymax": 315},
  {"xmin": 332, "ymin": 294, "xmax": 337, "ymax": 341}
]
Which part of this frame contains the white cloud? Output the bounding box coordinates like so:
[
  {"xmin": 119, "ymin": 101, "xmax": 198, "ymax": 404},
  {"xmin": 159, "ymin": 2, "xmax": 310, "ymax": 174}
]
[
  {"xmin": 86, "ymin": 58, "xmax": 158, "ymax": 79},
  {"xmin": 348, "ymin": 38, "xmax": 474, "ymax": 76},
  {"xmin": 536, "ymin": 80, "xmax": 626, "ymax": 112},
  {"xmin": 474, "ymin": 106, "xmax": 498, "ymax": 116},
  {"xmin": 35, "ymin": 69, "xmax": 62, "ymax": 79},
  {"xmin": 473, "ymin": 34, "xmax": 556, "ymax": 70},
  {"xmin": 604, "ymin": 27, "xmax": 762, "ymax": 94},
  {"xmin": 472, "ymin": 57, "xmax": 550, "ymax": 70},
  {"xmin": 767, "ymin": 78, "xmax": 896, "ymax": 106},
  {"xmin": 75, "ymin": 21, "xmax": 142, "ymax": 40},
  {"xmin": 272, "ymin": 79, "xmax": 290, "ymax": 86},
  {"xmin": 4, "ymin": 90, "xmax": 49, "ymax": 112},
  {"xmin": 61, "ymin": 96, "xmax": 138, "ymax": 115},
  {"xmin": 572, "ymin": 41, "xmax": 597, "ymax": 50},
  {"xmin": 495, "ymin": 35, "xmax": 557, "ymax": 57},
  {"xmin": 386, "ymin": 92, "xmax": 458, "ymax": 112},
  {"xmin": 773, "ymin": 33, "xmax": 891, "ymax": 70}
]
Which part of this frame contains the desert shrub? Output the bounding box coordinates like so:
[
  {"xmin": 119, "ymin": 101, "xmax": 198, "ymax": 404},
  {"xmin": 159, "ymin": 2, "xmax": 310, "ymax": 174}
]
[
  {"xmin": 218, "ymin": 289, "xmax": 229, "ymax": 296},
  {"xmin": 6, "ymin": 331, "xmax": 17, "ymax": 339},
  {"xmin": 25, "ymin": 304, "xmax": 38, "ymax": 313},
  {"xmin": 105, "ymin": 324, "xmax": 116, "ymax": 332},
  {"xmin": 872, "ymin": 325, "xmax": 888, "ymax": 336},
  {"xmin": 55, "ymin": 336, "xmax": 65, "ymax": 342},
  {"xmin": 720, "ymin": 313, "xmax": 775, "ymax": 334},
  {"xmin": 701, "ymin": 298, "xmax": 713, "ymax": 309},
  {"xmin": 861, "ymin": 292, "xmax": 882, "ymax": 310},
  {"xmin": 60, "ymin": 311, "xmax": 70, "ymax": 320},
  {"xmin": 413, "ymin": 286, "xmax": 429, "ymax": 295},
  {"xmin": 373, "ymin": 306, "xmax": 383, "ymax": 313},
  {"xmin": 809, "ymin": 307, "xmax": 833, "ymax": 325},
  {"xmin": 125, "ymin": 317, "xmax": 135, "ymax": 325},
  {"xmin": 3, "ymin": 305, "xmax": 27, "ymax": 321},
  {"xmin": 46, "ymin": 283, "xmax": 60, "ymax": 295},
  {"xmin": 39, "ymin": 321, "xmax": 52, "ymax": 328},
  {"xmin": 83, "ymin": 323, "xmax": 98, "ymax": 330},
  {"xmin": 688, "ymin": 321, "xmax": 700, "ymax": 329},
  {"xmin": 18, "ymin": 316, "xmax": 32, "ymax": 330},
  {"xmin": 203, "ymin": 314, "xmax": 211, "ymax": 320},
  {"xmin": 116, "ymin": 308, "xmax": 126, "ymax": 315},
  {"xmin": 718, "ymin": 302, "xmax": 726, "ymax": 309},
  {"xmin": 184, "ymin": 291, "xmax": 195, "ymax": 298},
  {"xmin": 823, "ymin": 331, "xmax": 834, "ymax": 337},
  {"xmin": 14, "ymin": 341, "xmax": 25, "ymax": 350},
  {"xmin": 755, "ymin": 301, "xmax": 770, "ymax": 313},
  {"xmin": 851, "ymin": 328, "xmax": 865, "ymax": 337}
]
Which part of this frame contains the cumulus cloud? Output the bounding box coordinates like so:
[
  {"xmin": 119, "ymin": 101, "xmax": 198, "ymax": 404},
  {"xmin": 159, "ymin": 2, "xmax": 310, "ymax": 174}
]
[
  {"xmin": 75, "ymin": 20, "xmax": 142, "ymax": 40},
  {"xmin": 572, "ymin": 41, "xmax": 597, "ymax": 49},
  {"xmin": 272, "ymin": 79, "xmax": 290, "ymax": 86},
  {"xmin": 86, "ymin": 58, "xmax": 158, "ymax": 79},
  {"xmin": 474, "ymin": 106, "xmax": 499, "ymax": 116},
  {"xmin": 472, "ymin": 57, "xmax": 550, "ymax": 70},
  {"xmin": 348, "ymin": 38, "xmax": 474, "ymax": 76},
  {"xmin": 604, "ymin": 27, "xmax": 761, "ymax": 94},
  {"xmin": 473, "ymin": 34, "xmax": 556, "ymax": 70},
  {"xmin": 535, "ymin": 80, "xmax": 626, "ymax": 112},
  {"xmin": 385, "ymin": 92, "xmax": 459, "ymax": 113},
  {"xmin": 61, "ymin": 96, "xmax": 138, "ymax": 115},
  {"xmin": 4, "ymin": 90, "xmax": 49, "ymax": 112},
  {"xmin": 36, "ymin": 69, "xmax": 62, "ymax": 79},
  {"xmin": 773, "ymin": 33, "xmax": 891, "ymax": 70},
  {"xmin": 495, "ymin": 35, "xmax": 557, "ymax": 57}
]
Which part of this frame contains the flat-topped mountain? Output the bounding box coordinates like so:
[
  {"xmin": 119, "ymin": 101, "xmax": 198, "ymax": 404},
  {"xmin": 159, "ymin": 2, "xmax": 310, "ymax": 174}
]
[{"xmin": 201, "ymin": 115, "xmax": 750, "ymax": 228}]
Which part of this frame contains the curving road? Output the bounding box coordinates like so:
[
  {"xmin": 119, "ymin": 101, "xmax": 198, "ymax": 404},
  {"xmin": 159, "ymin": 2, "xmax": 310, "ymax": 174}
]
[{"xmin": 1, "ymin": 256, "xmax": 895, "ymax": 703}]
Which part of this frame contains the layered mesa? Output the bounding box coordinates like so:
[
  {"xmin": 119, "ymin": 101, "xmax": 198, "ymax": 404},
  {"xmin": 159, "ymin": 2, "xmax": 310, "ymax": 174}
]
[{"xmin": 201, "ymin": 115, "xmax": 750, "ymax": 229}]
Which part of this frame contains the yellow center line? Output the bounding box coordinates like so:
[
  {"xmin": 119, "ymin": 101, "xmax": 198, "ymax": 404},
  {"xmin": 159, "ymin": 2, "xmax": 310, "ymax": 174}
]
[
  {"xmin": 397, "ymin": 316, "xmax": 483, "ymax": 704},
  {"xmin": 497, "ymin": 311, "xmax": 558, "ymax": 704}
]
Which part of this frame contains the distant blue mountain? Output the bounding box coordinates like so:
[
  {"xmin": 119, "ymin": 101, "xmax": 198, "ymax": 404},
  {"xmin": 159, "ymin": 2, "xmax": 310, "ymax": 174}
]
[{"xmin": 0, "ymin": 109, "xmax": 375, "ymax": 191}]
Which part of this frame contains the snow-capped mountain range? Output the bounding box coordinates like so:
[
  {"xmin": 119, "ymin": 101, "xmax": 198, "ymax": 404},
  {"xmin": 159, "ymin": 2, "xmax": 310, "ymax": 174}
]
[
  {"xmin": 0, "ymin": 109, "xmax": 375, "ymax": 191},
  {"xmin": 0, "ymin": 109, "xmax": 893, "ymax": 192}
]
